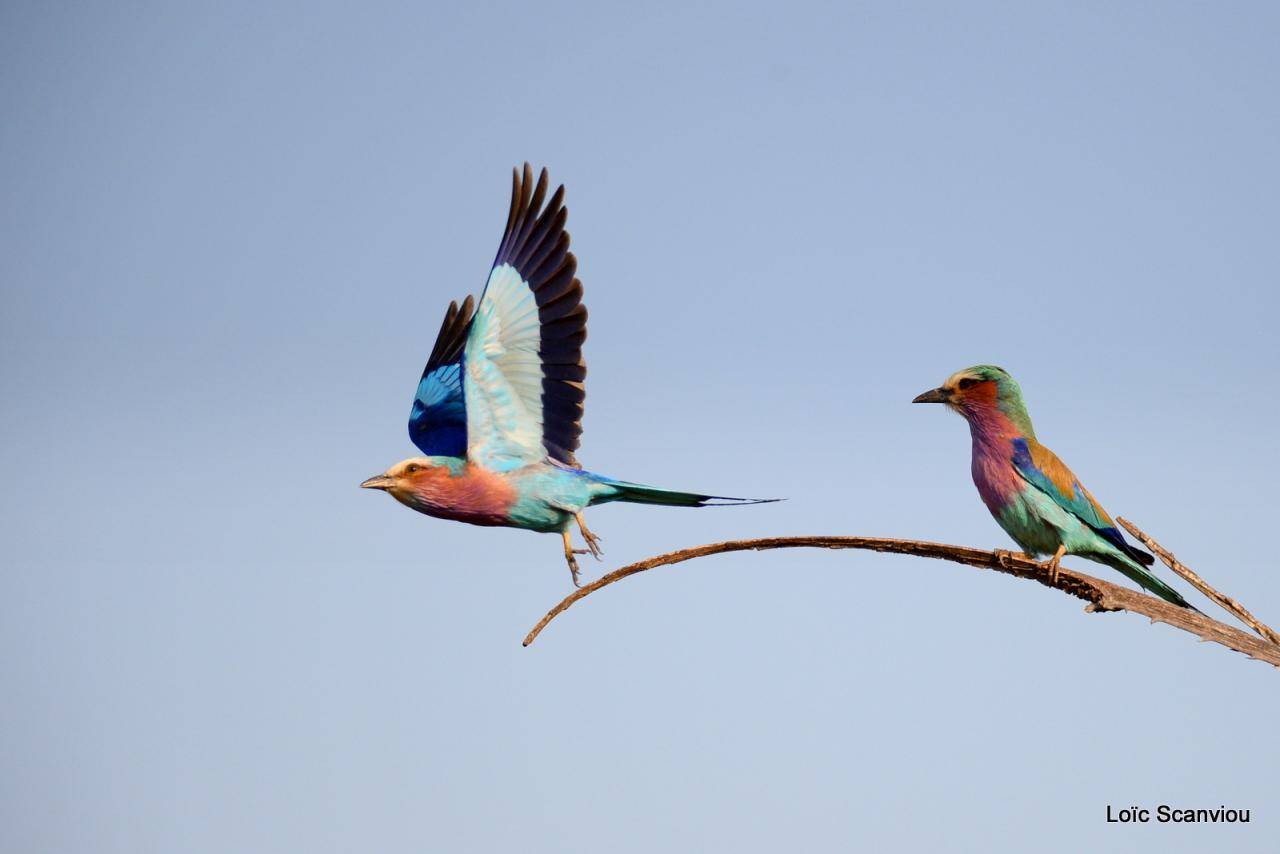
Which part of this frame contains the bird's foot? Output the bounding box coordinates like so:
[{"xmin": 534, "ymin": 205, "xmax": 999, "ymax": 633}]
[
  {"xmin": 563, "ymin": 550, "xmax": 586, "ymax": 591},
  {"xmin": 1041, "ymin": 545, "xmax": 1067, "ymax": 586},
  {"xmin": 575, "ymin": 513, "xmax": 604, "ymax": 560},
  {"xmin": 562, "ymin": 531, "xmax": 586, "ymax": 587},
  {"xmin": 580, "ymin": 530, "xmax": 604, "ymax": 560}
]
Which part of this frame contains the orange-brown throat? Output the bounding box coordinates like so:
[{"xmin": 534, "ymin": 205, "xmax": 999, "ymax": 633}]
[
  {"xmin": 951, "ymin": 380, "xmax": 999, "ymax": 412},
  {"xmin": 390, "ymin": 461, "xmax": 518, "ymax": 526}
]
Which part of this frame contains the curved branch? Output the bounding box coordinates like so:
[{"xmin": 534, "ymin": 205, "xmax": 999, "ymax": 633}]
[
  {"xmin": 522, "ymin": 535, "xmax": 1280, "ymax": 667},
  {"xmin": 1118, "ymin": 517, "xmax": 1280, "ymax": 646}
]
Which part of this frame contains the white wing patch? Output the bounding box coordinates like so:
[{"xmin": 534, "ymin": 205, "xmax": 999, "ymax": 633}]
[{"xmin": 464, "ymin": 263, "xmax": 547, "ymax": 470}]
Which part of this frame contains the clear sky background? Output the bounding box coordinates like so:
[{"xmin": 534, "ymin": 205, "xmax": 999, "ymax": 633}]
[{"xmin": 3, "ymin": 2, "xmax": 1277, "ymax": 852}]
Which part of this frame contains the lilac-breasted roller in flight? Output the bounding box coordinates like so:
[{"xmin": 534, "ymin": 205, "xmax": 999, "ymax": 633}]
[
  {"xmin": 362, "ymin": 164, "xmax": 774, "ymax": 585},
  {"xmin": 913, "ymin": 365, "xmax": 1192, "ymax": 608}
]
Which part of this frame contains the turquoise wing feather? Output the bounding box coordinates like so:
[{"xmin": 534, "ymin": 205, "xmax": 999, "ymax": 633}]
[
  {"xmin": 1009, "ymin": 438, "xmax": 1154, "ymax": 566},
  {"xmin": 463, "ymin": 165, "xmax": 587, "ymax": 471}
]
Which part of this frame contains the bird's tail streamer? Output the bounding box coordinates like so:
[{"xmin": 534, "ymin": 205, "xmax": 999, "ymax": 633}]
[
  {"xmin": 1103, "ymin": 554, "xmax": 1197, "ymax": 610},
  {"xmin": 603, "ymin": 480, "xmax": 781, "ymax": 508}
]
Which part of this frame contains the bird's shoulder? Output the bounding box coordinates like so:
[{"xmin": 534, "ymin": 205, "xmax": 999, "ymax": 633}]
[
  {"xmin": 1010, "ymin": 437, "xmax": 1076, "ymax": 495},
  {"xmin": 1010, "ymin": 437, "xmax": 1117, "ymax": 527}
]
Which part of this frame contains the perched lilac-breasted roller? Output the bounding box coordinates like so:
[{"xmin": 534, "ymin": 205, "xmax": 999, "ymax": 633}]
[
  {"xmin": 362, "ymin": 164, "xmax": 774, "ymax": 585},
  {"xmin": 912, "ymin": 365, "xmax": 1192, "ymax": 608}
]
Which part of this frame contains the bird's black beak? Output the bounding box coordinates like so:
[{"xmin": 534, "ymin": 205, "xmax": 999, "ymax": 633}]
[
  {"xmin": 912, "ymin": 387, "xmax": 949, "ymax": 404},
  {"xmin": 360, "ymin": 474, "xmax": 395, "ymax": 491}
]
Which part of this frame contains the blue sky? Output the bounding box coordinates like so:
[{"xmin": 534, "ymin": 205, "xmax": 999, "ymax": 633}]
[{"xmin": 3, "ymin": 2, "xmax": 1277, "ymax": 852}]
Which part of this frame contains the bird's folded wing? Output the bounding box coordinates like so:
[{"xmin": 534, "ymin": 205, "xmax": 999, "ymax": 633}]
[
  {"xmin": 463, "ymin": 164, "xmax": 587, "ymax": 471},
  {"xmin": 1010, "ymin": 438, "xmax": 1146, "ymax": 560},
  {"xmin": 408, "ymin": 296, "xmax": 476, "ymax": 457}
]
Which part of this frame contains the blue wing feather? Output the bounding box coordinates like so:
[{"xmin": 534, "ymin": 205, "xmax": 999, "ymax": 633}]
[
  {"xmin": 407, "ymin": 296, "xmax": 475, "ymax": 457},
  {"xmin": 409, "ymin": 362, "xmax": 467, "ymax": 456}
]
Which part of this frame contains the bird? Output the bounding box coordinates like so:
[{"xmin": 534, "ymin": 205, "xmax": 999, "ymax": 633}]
[
  {"xmin": 361, "ymin": 164, "xmax": 775, "ymax": 586},
  {"xmin": 912, "ymin": 365, "xmax": 1192, "ymax": 608}
]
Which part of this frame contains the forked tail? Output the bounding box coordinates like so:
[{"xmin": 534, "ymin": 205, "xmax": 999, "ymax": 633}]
[{"xmin": 602, "ymin": 479, "xmax": 780, "ymax": 508}]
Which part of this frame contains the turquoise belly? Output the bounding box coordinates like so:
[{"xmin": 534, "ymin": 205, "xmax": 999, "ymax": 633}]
[{"xmin": 503, "ymin": 465, "xmax": 606, "ymax": 533}]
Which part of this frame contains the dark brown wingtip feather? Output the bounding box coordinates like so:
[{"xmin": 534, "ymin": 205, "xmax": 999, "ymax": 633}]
[
  {"xmin": 537, "ymin": 254, "xmax": 579, "ymax": 304},
  {"xmin": 538, "ymin": 280, "xmax": 584, "ymax": 322},
  {"xmin": 497, "ymin": 164, "xmax": 534, "ymax": 260},
  {"xmin": 543, "ymin": 362, "xmax": 587, "ymax": 382},
  {"xmin": 424, "ymin": 301, "xmax": 459, "ymax": 367},
  {"xmin": 422, "ymin": 294, "xmax": 477, "ymax": 376},
  {"xmin": 524, "ymin": 225, "xmax": 570, "ymax": 284},
  {"xmin": 512, "ymin": 169, "xmax": 549, "ymax": 254},
  {"xmin": 514, "ymin": 188, "xmax": 567, "ymax": 271},
  {"xmin": 500, "ymin": 168, "xmax": 521, "ymax": 253}
]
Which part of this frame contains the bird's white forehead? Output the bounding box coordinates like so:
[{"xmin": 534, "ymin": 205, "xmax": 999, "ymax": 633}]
[
  {"xmin": 943, "ymin": 369, "xmax": 980, "ymax": 388},
  {"xmin": 387, "ymin": 457, "xmax": 433, "ymax": 476}
]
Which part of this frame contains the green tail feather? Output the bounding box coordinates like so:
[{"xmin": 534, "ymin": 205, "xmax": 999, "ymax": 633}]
[
  {"xmin": 1101, "ymin": 553, "xmax": 1195, "ymax": 610},
  {"xmin": 602, "ymin": 480, "xmax": 779, "ymax": 508}
]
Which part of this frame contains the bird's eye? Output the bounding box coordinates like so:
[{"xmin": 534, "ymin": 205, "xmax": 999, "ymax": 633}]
[
  {"xmin": 958, "ymin": 378, "xmax": 978, "ymax": 390},
  {"xmin": 405, "ymin": 464, "xmax": 419, "ymax": 474}
]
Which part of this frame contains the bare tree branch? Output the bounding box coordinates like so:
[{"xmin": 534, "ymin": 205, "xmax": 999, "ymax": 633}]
[
  {"xmin": 1118, "ymin": 517, "xmax": 1280, "ymax": 647},
  {"xmin": 522, "ymin": 535, "xmax": 1280, "ymax": 668}
]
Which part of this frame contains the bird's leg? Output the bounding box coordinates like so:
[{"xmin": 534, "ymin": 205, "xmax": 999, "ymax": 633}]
[
  {"xmin": 561, "ymin": 529, "xmax": 589, "ymax": 588},
  {"xmin": 1042, "ymin": 544, "xmax": 1067, "ymax": 585},
  {"xmin": 575, "ymin": 513, "xmax": 604, "ymax": 560}
]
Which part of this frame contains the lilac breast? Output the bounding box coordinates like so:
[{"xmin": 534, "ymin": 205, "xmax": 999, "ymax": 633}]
[{"xmin": 970, "ymin": 435, "xmax": 1022, "ymax": 516}]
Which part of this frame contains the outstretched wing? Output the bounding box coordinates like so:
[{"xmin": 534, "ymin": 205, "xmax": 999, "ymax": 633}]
[
  {"xmin": 1010, "ymin": 438, "xmax": 1155, "ymax": 566},
  {"xmin": 407, "ymin": 296, "xmax": 476, "ymax": 457},
  {"xmin": 463, "ymin": 164, "xmax": 587, "ymax": 471}
]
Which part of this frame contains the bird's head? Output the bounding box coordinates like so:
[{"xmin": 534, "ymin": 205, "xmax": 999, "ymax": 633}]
[
  {"xmin": 913, "ymin": 365, "xmax": 1034, "ymax": 434},
  {"xmin": 360, "ymin": 457, "xmax": 448, "ymax": 506}
]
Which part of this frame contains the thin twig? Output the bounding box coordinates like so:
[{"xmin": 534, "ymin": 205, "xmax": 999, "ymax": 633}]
[
  {"xmin": 521, "ymin": 535, "xmax": 1280, "ymax": 668},
  {"xmin": 1118, "ymin": 517, "xmax": 1280, "ymax": 646}
]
